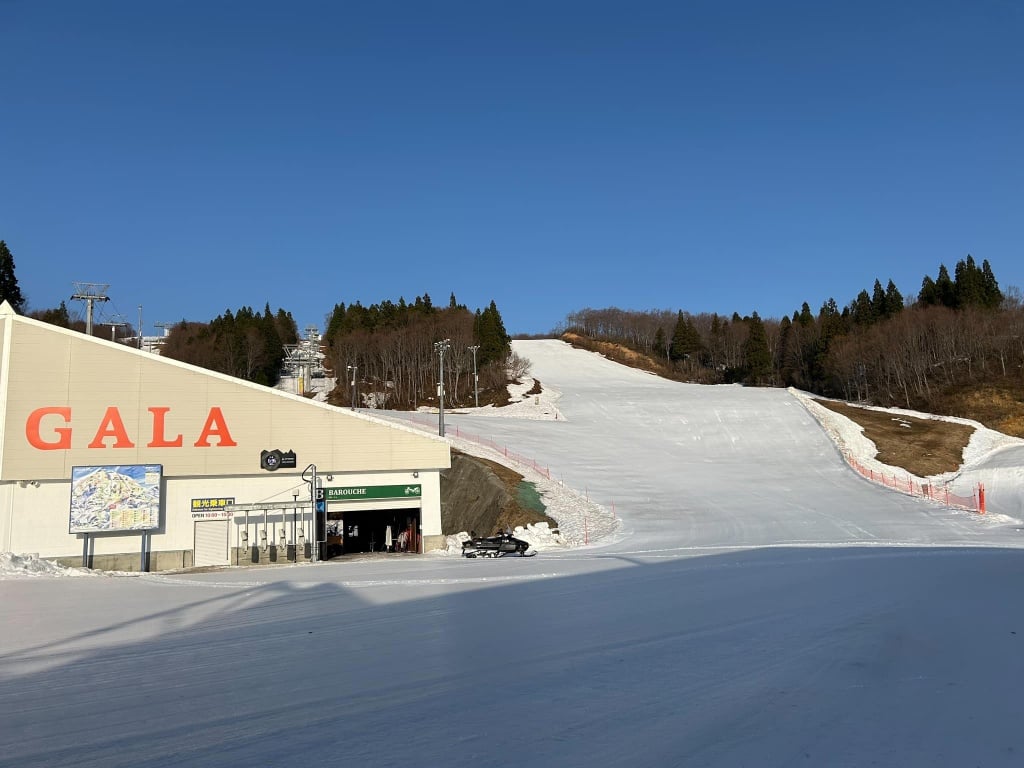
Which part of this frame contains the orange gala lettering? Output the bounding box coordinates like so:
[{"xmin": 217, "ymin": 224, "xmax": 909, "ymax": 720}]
[
  {"xmin": 194, "ymin": 407, "xmax": 237, "ymax": 447},
  {"xmin": 25, "ymin": 407, "xmax": 72, "ymax": 449},
  {"xmin": 147, "ymin": 407, "xmax": 183, "ymax": 447},
  {"xmin": 88, "ymin": 407, "xmax": 136, "ymax": 448},
  {"xmin": 24, "ymin": 406, "xmax": 236, "ymax": 450}
]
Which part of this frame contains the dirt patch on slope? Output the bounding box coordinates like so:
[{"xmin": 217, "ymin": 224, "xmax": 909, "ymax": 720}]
[
  {"xmin": 440, "ymin": 451, "xmax": 558, "ymax": 536},
  {"xmin": 813, "ymin": 400, "xmax": 975, "ymax": 477},
  {"xmin": 561, "ymin": 332, "xmax": 668, "ymax": 375}
]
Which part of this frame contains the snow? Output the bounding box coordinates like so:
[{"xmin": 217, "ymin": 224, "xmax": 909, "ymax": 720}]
[{"xmin": 4, "ymin": 339, "xmax": 1024, "ymax": 767}]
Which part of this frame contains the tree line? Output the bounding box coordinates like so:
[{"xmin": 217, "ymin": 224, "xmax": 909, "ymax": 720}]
[
  {"xmin": 562, "ymin": 256, "xmax": 1022, "ymax": 412},
  {"xmin": 5, "ymin": 237, "xmax": 1018, "ymax": 415},
  {"xmin": 322, "ymin": 293, "xmax": 518, "ymax": 409},
  {"xmin": 160, "ymin": 304, "xmax": 298, "ymax": 386}
]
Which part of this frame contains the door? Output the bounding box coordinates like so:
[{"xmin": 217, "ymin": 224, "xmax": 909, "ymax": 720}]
[{"xmin": 194, "ymin": 520, "xmax": 229, "ymax": 567}]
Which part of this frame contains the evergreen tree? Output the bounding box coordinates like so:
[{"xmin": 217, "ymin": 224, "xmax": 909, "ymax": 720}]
[
  {"xmin": 935, "ymin": 264, "xmax": 955, "ymax": 308},
  {"xmin": 669, "ymin": 311, "xmax": 703, "ymax": 362},
  {"xmin": 851, "ymin": 289, "xmax": 875, "ymax": 326},
  {"xmin": 870, "ymin": 280, "xmax": 886, "ymax": 317},
  {"xmin": 777, "ymin": 315, "xmax": 796, "ymax": 386},
  {"xmin": 0, "ymin": 240, "xmax": 26, "ymax": 313},
  {"xmin": 883, "ymin": 280, "xmax": 904, "ymax": 317},
  {"xmin": 954, "ymin": 255, "xmax": 985, "ymax": 309},
  {"xmin": 31, "ymin": 301, "xmax": 71, "ymax": 327},
  {"xmin": 275, "ymin": 308, "xmax": 298, "ymax": 345},
  {"xmin": 475, "ymin": 300, "xmax": 511, "ymax": 366},
  {"xmin": 918, "ymin": 275, "xmax": 938, "ymax": 306},
  {"xmin": 743, "ymin": 312, "xmax": 772, "ymax": 385},
  {"xmin": 980, "ymin": 259, "xmax": 1003, "ymax": 308}
]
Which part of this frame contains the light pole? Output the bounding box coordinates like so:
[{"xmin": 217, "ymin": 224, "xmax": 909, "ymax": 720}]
[
  {"xmin": 346, "ymin": 365, "xmax": 358, "ymax": 410},
  {"xmin": 468, "ymin": 345, "xmax": 480, "ymax": 408},
  {"xmin": 433, "ymin": 339, "xmax": 450, "ymax": 436}
]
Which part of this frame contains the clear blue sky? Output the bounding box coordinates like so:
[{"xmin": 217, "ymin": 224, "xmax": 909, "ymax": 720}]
[{"xmin": 2, "ymin": 0, "xmax": 1021, "ymax": 336}]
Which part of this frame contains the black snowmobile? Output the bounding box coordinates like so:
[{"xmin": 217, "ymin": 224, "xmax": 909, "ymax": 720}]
[{"xmin": 461, "ymin": 532, "xmax": 536, "ymax": 558}]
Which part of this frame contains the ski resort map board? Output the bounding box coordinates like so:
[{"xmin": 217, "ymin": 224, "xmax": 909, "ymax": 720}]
[{"xmin": 69, "ymin": 464, "xmax": 163, "ymax": 534}]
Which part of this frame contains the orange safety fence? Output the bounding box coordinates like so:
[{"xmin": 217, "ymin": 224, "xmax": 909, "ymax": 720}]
[
  {"xmin": 843, "ymin": 451, "xmax": 985, "ymax": 513},
  {"xmin": 394, "ymin": 413, "xmax": 552, "ymax": 480}
]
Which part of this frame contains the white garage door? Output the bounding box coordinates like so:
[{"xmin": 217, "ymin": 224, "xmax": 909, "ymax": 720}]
[{"xmin": 194, "ymin": 520, "xmax": 229, "ymax": 567}]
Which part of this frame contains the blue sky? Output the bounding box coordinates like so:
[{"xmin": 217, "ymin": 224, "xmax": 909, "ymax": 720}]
[{"xmin": 2, "ymin": 0, "xmax": 1021, "ymax": 336}]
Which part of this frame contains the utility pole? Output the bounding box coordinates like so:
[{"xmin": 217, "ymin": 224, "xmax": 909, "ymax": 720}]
[
  {"xmin": 347, "ymin": 364, "xmax": 358, "ymax": 410},
  {"xmin": 70, "ymin": 282, "xmax": 110, "ymax": 336},
  {"xmin": 137, "ymin": 305, "xmax": 143, "ymax": 349},
  {"xmin": 468, "ymin": 345, "xmax": 480, "ymax": 408},
  {"xmin": 433, "ymin": 339, "xmax": 450, "ymax": 436}
]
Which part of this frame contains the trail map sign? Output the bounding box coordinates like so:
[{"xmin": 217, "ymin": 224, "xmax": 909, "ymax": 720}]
[{"xmin": 69, "ymin": 464, "xmax": 163, "ymax": 533}]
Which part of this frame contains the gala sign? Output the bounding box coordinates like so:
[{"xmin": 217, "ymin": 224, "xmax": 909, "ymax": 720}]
[{"xmin": 25, "ymin": 406, "xmax": 238, "ymax": 450}]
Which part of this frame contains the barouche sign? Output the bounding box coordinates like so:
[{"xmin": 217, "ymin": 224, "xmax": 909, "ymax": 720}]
[{"xmin": 325, "ymin": 484, "xmax": 422, "ymax": 502}]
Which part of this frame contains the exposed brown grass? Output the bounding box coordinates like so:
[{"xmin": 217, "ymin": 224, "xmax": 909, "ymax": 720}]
[
  {"xmin": 561, "ymin": 332, "xmax": 669, "ymax": 375},
  {"xmin": 812, "ymin": 400, "xmax": 975, "ymax": 476},
  {"xmin": 932, "ymin": 383, "xmax": 1024, "ymax": 438}
]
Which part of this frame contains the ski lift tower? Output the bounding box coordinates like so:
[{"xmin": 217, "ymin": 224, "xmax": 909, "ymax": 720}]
[
  {"xmin": 70, "ymin": 282, "xmax": 110, "ymax": 335},
  {"xmin": 107, "ymin": 314, "xmax": 128, "ymax": 342}
]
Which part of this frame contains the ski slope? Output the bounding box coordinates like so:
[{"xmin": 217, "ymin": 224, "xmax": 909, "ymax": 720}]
[{"xmin": 3, "ymin": 340, "xmax": 1023, "ymax": 767}]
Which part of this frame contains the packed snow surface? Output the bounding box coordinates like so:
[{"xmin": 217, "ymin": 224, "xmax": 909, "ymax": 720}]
[{"xmin": 3, "ymin": 340, "xmax": 1024, "ymax": 767}]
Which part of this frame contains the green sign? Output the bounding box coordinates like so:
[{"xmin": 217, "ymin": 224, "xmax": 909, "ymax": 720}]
[{"xmin": 325, "ymin": 484, "xmax": 421, "ymax": 502}]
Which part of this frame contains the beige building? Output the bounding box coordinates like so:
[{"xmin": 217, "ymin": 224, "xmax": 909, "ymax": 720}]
[{"xmin": 0, "ymin": 302, "xmax": 450, "ymax": 571}]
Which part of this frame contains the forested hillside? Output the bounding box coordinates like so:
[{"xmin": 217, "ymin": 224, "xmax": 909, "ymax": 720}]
[
  {"xmin": 322, "ymin": 294, "xmax": 520, "ymax": 409},
  {"xmin": 5, "ymin": 235, "xmax": 1019, "ymax": 432},
  {"xmin": 160, "ymin": 304, "xmax": 298, "ymax": 386}
]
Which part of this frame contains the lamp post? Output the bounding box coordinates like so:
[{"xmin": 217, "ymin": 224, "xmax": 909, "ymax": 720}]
[
  {"xmin": 468, "ymin": 345, "xmax": 480, "ymax": 408},
  {"xmin": 433, "ymin": 339, "xmax": 450, "ymax": 436},
  {"xmin": 346, "ymin": 365, "xmax": 358, "ymax": 409}
]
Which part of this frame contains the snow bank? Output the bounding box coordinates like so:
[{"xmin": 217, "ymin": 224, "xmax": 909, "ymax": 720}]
[{"xmin": 0, "ymin": 552, "xmax": 100, "ymax": 579}]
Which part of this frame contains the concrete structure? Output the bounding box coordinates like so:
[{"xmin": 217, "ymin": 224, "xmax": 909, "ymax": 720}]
[{"xmin": 0, "ymin": 302, "xmax": 450, "ymax": 571}]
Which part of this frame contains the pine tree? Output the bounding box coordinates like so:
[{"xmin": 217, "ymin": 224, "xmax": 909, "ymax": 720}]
[
  {"xmin": 797, "ymin": 302, "xmax": 814, "ymax": 327},
  {"xmin": 475, "ymin": 300, "xmax": 511, "ymax": 366},
  {"xmin": 870, "ymin": 279, "xmax": 886, "ymax": 319},
  {"xmin": 851, "ymin": 289, "xmax": 875, "ymax": 326},
  {"xmin": 980, "ymin": 259, "xmax": 1003, "ymax": 309},
  {"xmin": 777, "ymin": 315, "xmax": 796, "ymax": 386},
  {"xmin": 0, "ymin": 240, "xmax": 26, "ymax": 313},
  {"xmin": 918, "ymin": 275, "xmax": 938, "ymax": 306},
  {"xmin": 743, "ymin": 312, "xmax": 772, "ymax": 385},
  {"xmin": 954, "ymin": 255, "xmax": 985, "ymax": 309},
  {"xmin": 883, "ymin": 280, "xmax": 904, "ymax": 317},
  {"xmin": 32, "ymin": 301, "xmax": 71, "ymax": 327},
  {"xmin": 669, "ymin": 311, "xmax": 703, "ymax": 362},
  {"xmin": 935, "ymin": 264, "xmax": 955, "ymax": 308}
]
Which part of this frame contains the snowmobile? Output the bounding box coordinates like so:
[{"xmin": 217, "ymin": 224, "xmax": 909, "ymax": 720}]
[{"xmin": 461, "ymin": 532, "xmax": 536, "ymax": 558}]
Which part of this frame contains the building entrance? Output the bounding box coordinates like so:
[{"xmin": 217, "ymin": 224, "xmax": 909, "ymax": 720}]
[{"xmin": 324, "ymin": 508, "xmax": 420, "ymax": 556}]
